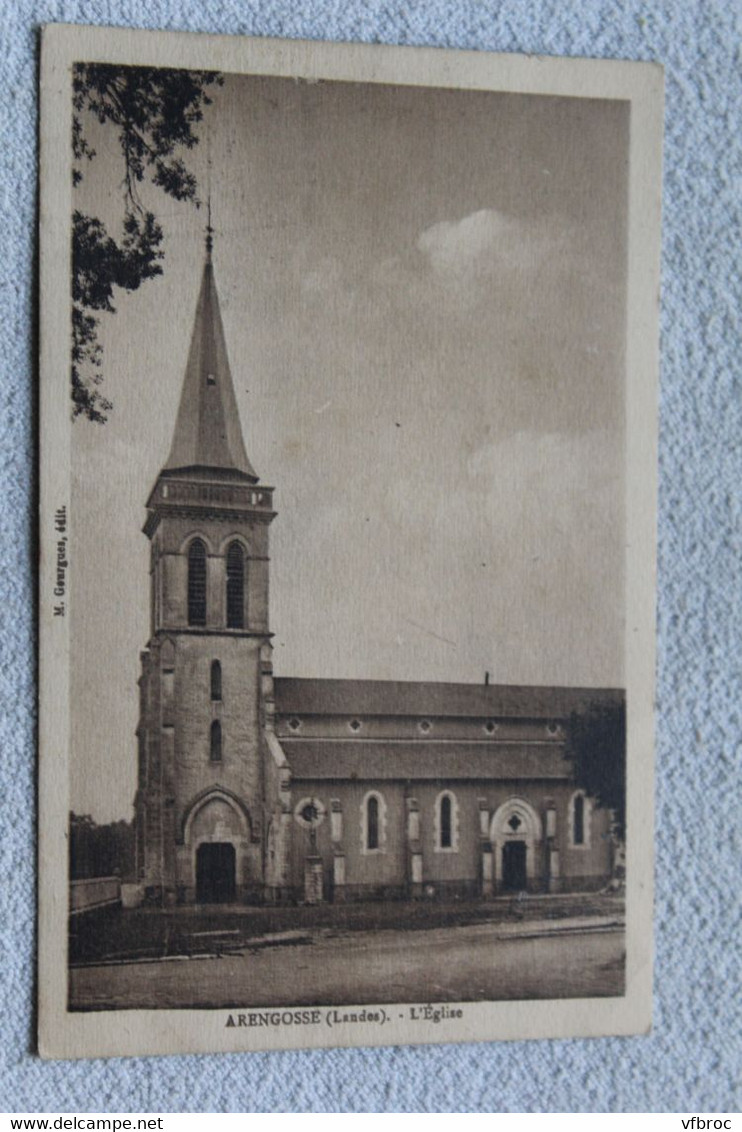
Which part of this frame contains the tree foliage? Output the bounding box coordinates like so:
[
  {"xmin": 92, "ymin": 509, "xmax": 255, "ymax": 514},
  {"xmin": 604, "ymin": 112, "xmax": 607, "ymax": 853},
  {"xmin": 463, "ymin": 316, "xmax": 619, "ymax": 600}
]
[
  {"xmin": 69, "ymin": 812, "xmax": 135, "ymax": 879},
  {"xmin": 564, "ymin": 698, "xmax": 626, "ymax": 838},
  {"xmin": 72, "ymin": 64, "xmax": 222, "ymax": 421}
]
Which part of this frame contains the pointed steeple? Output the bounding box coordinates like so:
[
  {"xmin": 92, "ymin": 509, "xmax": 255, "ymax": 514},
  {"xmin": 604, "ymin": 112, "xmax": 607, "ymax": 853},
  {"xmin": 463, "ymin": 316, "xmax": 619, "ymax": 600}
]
[{"xmin": 164, "ymin": 236, "xmax": 257, "ymax": 482}]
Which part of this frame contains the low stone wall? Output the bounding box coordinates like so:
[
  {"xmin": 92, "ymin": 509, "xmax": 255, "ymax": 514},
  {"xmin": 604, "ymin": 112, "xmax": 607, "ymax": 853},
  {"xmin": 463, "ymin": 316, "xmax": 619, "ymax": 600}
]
[{"xmin": 69, "ymin": 876, "xmax": 121, "ymax": 915}]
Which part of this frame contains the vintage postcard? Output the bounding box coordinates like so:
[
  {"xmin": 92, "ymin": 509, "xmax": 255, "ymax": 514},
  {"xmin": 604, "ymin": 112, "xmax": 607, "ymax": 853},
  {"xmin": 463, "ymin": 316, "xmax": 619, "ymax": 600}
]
[{"xmin": 38, "ymin": 25, "xmax": 663, "ymax": 1059}]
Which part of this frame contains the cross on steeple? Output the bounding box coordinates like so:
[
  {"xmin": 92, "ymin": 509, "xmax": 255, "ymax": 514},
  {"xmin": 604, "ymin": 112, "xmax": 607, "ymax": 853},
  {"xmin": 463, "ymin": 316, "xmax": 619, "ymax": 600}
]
[{"xmin": 205, "ymin": 192, "xmax": 214, "ymax": 258}]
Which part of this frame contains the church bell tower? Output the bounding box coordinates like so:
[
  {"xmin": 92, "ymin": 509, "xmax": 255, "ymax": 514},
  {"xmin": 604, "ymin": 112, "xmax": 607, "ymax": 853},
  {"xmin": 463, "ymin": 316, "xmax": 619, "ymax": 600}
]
[{"xmin": 134, "ymin": 230, "xmax": 276, "ymax": 905}]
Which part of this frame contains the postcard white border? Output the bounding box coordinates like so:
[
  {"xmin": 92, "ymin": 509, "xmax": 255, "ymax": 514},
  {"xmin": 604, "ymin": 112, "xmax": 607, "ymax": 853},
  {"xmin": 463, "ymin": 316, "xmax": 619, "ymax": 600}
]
[{"xmin": 39, "ymin": 23, "xmax": 663, "ymax": 1059}]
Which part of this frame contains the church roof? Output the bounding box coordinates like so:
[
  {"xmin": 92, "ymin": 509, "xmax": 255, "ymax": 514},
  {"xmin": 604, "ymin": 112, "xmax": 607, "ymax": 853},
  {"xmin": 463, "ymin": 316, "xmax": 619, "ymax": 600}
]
[
  {"xmin": 284, "ymin": 740, "xmax": 571, "ymax": 782},
  {"xmin": 164, "ymin": 253, "xmax": 257, "ymax": 481},
  {"xmin": 273, "ymin": 677, "xmax": 623, "ymax": 721}
]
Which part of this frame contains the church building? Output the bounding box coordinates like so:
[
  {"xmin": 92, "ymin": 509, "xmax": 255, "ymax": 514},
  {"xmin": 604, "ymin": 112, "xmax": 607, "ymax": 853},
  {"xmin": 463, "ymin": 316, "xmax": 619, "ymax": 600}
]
[{"xmin": 134, "ymin": 240, "xmax": 622, "ymax": 907}]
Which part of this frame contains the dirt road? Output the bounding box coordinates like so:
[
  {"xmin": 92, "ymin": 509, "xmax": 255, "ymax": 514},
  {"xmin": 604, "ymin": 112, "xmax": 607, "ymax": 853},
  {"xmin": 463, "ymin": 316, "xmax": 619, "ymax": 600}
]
[{"xmin": 70, "ymin": 921, "xmax": 624, "ymax": 1010}]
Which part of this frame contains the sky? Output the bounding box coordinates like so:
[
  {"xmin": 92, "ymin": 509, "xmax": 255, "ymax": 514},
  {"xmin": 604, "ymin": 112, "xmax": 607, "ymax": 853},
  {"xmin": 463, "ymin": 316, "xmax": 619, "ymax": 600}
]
[{"xmin": 70, "ymin": 72, "xmax": 629, "ymax": 822}]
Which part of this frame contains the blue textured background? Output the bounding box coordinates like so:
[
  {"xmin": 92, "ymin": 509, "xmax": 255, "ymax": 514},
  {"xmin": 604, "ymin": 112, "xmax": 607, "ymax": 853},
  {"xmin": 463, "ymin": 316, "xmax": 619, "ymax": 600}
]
[{"xmin": 2, "ymin": 0, "xmax": 740, "ymax": 1113}]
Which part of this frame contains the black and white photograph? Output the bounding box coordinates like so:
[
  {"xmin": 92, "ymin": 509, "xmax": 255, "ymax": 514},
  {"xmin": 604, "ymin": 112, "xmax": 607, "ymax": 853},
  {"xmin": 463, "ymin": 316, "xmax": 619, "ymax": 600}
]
[{"xmin": 39, "ymin": 26, "xmax": 662, "ymax": 1059}]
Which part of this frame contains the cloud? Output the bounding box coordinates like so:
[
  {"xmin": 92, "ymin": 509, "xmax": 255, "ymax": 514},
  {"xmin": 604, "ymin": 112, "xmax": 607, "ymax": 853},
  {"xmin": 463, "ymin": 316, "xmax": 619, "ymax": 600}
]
[{"xmin": 416, "ymin": 208, "xmax": 556, "ymax": 280}]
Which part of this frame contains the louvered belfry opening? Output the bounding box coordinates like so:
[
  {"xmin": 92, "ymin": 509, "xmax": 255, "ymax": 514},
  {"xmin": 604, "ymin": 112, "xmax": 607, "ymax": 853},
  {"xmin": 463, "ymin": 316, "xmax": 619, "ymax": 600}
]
[
  {"xmin": 226, "ymin": 541, "xmax": 245, "ymax": 629},
  {"xmin": 187, "ymin": 539, "xmax": 207, "ymax": 626}
]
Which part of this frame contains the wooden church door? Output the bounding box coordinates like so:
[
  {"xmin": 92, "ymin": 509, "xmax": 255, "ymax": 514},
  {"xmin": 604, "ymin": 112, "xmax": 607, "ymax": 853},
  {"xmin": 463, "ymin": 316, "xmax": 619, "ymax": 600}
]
[
  {"xmin": 196, "ymin": 842, "xmax": 237, "ymax": 903},
  {"xmin": 502, "ymin": 841, "xmax": 527, "ymax": 891}
]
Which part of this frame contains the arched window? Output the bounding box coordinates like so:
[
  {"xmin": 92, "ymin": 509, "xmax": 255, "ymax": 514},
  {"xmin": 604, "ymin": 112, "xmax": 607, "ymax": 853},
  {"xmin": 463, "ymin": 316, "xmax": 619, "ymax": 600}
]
[
  {"xmin": 210, "ymin": 660, "xmax": 222, "ymax": 702},
  {"xmin": 366, "ymin": 795, "xmax": 379, "ymax": 850},
  {"xmin": 440, "ymin": 795, "xmax": 452, "ymax": 848},
  {"xmin": 187, "ymin": 539, "xmax": 207, "ymax": 626},
  {"xmin": 569, "ymin": 790, "xmax": 591, "ymax": 848},
  {"xmin": 573, "ymin": 793, "xmax": 585, "ymax": 845},
  {"xmin": 435, "ymin": 790, "xmax": 458, "ymax": 852},
  {"xmin": 226, "ymin": 542, "xmax": 245, "ymax": 629},
  {"xmin": 361, "ymin": 791, "xmax": 386, "ymax": 854},
  {"xmin": 210, "ymin": 720, "xmax": 222, "ymax": 762}
]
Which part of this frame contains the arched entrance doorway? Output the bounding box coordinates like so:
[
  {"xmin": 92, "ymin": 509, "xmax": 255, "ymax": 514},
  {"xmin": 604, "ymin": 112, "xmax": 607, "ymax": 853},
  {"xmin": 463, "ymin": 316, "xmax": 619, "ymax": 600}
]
[
  {"xmin": 490, "ymin": 798, "xmax": 543, "ymax": 893},
  {"xmin": 196, "ymin": 842, "xmax": 236, "ymax": 903},
  {"xmin": 182, "ymin": 789, "xmax": 252, "ymax": 904}
]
